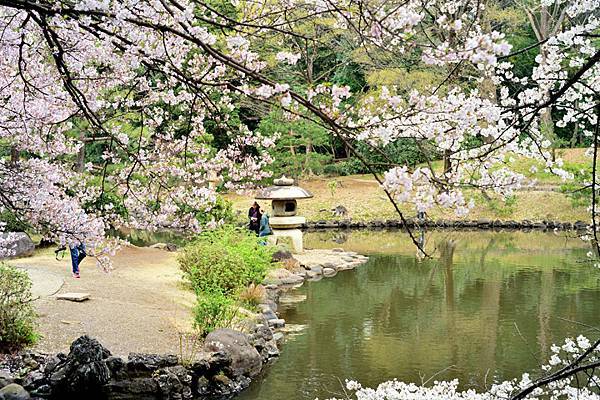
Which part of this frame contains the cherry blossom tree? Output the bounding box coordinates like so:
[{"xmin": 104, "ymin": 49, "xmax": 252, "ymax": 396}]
[
  {"xmin": 1, "ymin": 0, "xmax": 599, "ymax": 396},
  {"xmin": 1, "ymin": 0, "xmax": 597, "ymax": 253}
]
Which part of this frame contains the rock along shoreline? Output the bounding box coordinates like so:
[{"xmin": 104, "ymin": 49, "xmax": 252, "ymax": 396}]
[
  {"xmin": 302, "ymin": 218, "xmax": 590, "ymax": 231},
  {"xmin": 0, "ymin": 249, "xmax": 369, "ymax": 400}
]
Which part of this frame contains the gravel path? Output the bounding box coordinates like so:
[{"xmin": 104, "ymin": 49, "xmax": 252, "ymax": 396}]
[{"xmin": 10, "ymin": 246, "xmax": 195, "ymax": 357}]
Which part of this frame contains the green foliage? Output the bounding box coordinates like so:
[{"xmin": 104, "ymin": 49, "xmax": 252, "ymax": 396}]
[
  {"xmin": 485, "ymin": 195, "xmax": 518, "ymax": 217},
  {"xmin": 193, "ymin": 292, "xmax": 237, "ymax": 336},
  {"xmin": 366, "ymin": 68, "xmax": 441, "ymax": 94},
  {"xmin": 0, "ymin": 210, "xmax": 29, "ymax": 232},
  {"xmin": 179, "ymin": 226, "xmax": 274, "ymax": 336},
  {"xmin": 83, "ymin": 191, "xmax": 128, "ymax": 224},
  {"xmin": 179, "ymin": 244, "xmax": 248, "ymax": 296},
  {"xmin": 560, "ymin": 164, "xmax": 592, "ymax": 207},
  {"xmin": 0, "ymin": 263, "xmax": 38, "ymax": 351},
  {"xmin": 327, "ymin": 180, "xmax": 338, "ymax": 197},
  {"xmin": 259, "ymin": 111, "xmax": 332, "ymax": 177},
  {"xmin": 195, "ymin": 196, "xmax": 234, "ymax": 226},
  {"xmin": 325, "ymin": 140, "xmax": 432, "ymax": 176},
  {"xmin": 324, "ymin": 158, "xmax": 365, "ymax": 176}
]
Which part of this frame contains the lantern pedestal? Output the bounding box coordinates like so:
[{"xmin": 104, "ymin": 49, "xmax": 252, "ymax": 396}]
[{"xmin": 267, "ymin": 229, "xmax": 305, "ymax": 253}]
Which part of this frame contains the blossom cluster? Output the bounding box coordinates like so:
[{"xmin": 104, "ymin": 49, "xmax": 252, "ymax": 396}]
[
  {"xmin": 323, "ymin": 336, "xmax": 600, "ymax": 400},
  {"xmin": 0, "ymin": 0, "xmax": 598, "ymax": 262}
]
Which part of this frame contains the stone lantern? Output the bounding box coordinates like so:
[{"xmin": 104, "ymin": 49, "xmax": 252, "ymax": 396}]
[{"xmin": 255, "ymin": 176, "xmax": 313, "ymax": 253}]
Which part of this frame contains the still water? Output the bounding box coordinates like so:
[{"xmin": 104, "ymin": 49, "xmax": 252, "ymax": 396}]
[{"xmin": 238, "ymin": 229, "xmax": 600, "ymax": 400}]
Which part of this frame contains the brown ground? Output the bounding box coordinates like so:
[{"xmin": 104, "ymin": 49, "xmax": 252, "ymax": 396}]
[
  {"xmin": 10, "ymin": 246, "xmax": 195, "ymax": 357},
  {"xmin": 227, "ymin": 175, "xmax": 589, "ymax": 223},
  {"xmin": 227, "ymin": 148, "xmax": 593, "ymax": 223}
]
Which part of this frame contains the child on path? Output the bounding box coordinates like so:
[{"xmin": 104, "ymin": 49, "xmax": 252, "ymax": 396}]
[
  {"xmin": 69, "ymin": 243, "xmax": 86, "ymax": 278},
  {"xmin": 56, "ymin": 243, "xmax": 86, "ymax": 278}
]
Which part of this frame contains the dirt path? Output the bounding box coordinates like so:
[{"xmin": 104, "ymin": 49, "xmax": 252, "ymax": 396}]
[{"xmin": 10, "ymin": 246, "xmax": 195, "ymax": 357}]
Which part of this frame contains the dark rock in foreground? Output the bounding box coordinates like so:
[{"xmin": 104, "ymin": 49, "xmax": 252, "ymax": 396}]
[
  {"xmin": 0, "ymin": 383, "xmax": 31, "ymax": 400},
  {"xmin": 203, "ymin": 329, "xmax": 262, "ymax": 379},
  {"xmin": 0, "ymin": 329, "xmax": 280, "ymax": 400},
  {"xmin": 271, "ymin": 249, "xmax": 293, "ymax": 262}
]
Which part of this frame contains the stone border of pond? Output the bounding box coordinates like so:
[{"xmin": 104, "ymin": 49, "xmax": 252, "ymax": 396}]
[
  {"xmin": 0, "ymin": 328, "xmax": 282, "ymax": 400},
  {"xmin": 255, "ymin": 249, "xmax": 370, "ymax": 332},
  {"xmin": 0, "ymin": 249, "xmax": 369, "ymax": 400},
  {"xmin": 302, "ymin": 218, "xmax": 590, "ymax": 231}
]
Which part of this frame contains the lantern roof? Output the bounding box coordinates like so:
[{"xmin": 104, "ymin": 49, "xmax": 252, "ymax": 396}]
[{"xmin": 255, "ymin": 176, "xmax": 313, "ymax": 200}]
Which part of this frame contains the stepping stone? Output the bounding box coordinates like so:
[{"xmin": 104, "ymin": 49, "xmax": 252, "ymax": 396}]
[
  {"xmin": 268, "ymin": 318, "xmax": 285, "ymax": 328},
  {"xmin": 56, "ymin": 292, "xmax": 90, "ymax": 302}
]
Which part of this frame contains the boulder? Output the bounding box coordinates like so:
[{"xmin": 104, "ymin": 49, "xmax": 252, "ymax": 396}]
[
  {"xmin": 0, "ymin": 371, "xmax": 14, "ymax": 389},
  {"xmin": 189, "ymin": 351, "xmax": 231, "ymax": 377},
  {"xmin": 21, "ymin": 371, "xmax": 45, "ymax": 392},
  {"xmin": 260, "ymin": 308, "xmax": 277, "ymax": 321},
  {"xmin": 148, "ymin": 243, "xmax": 178, "ymax": 252},
  {"xmin": 126, "ymin": 354, "xmax": 178, "ymax": 373},
  {"xmin": 195, "ymin": 374, "xmax": 251, "ymax": 399},
  {"xmin": 165, "ymin": 243, "xmax": 178, "ymax": 252},
  {"xmin": 104, "ymin": 378, "xmax": 158, "ymax": 400},
  {"xmin": 267, "ymin": 319, "xmax": 285, "ymax": 329},
  {"xmin": 0, "ymin": 384, "xmax": 30, "ymax": 400},
  {"xmin": 306, "ymin": 268, "xmax": 322, "ymax": 279},
  {"xmin": 203, "ymin": 329, "xmax": 262, "ymax": 378},
  {"xmin": 264, "ymin": 269, "xmax": 304, "ymax": 286},
  {"xmin": 155, "ymin": 366, "xmax": 191, "ymax": 400},
  {"xmin": 49, "ymin": 335, "xmax": 112, "ymax": 398},
  {"xmin": 574, "ymin": 220, "xmax": 588, "ymax": 230},
  {"xmin": 271, "ymin": 250, "xmax": 293, "ymax": 262},
  {"xmin": 253, "ymin": 325, "xmax": 273, "ymax": 342},
  {"xmin": 0, "ymin": 233, "xmax": 34, "ymax": 259}
]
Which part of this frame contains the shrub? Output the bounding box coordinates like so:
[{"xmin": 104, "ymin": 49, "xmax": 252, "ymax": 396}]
[
  {"xmin": 178, "ymin": 226, "xmax": 274, "ymax": 296},
  {"xmin": 179, "ymin": 226, "xmax": 275, "ymax": 336},
  {"xmin": 193, "ymin": 292, "xmax": 237, "ymax": 336},
  {"xmin": 238, "ymin": 283, "xmax": 266, "ymax": 307},
  {"xmin": 179, "ymin": 244, "xmax": 248, "ymax": 295},
  {"xmin": 0, "ymin": 263, "xmax": 38, "ymax": 351},
  {"xmin": 0, "ymin": 210, "xmax": 29, "ymax": 232}
]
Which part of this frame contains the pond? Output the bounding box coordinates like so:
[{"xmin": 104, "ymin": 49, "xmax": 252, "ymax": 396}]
[{"xmin": 237, "ymin": 229, "xmax": 600, "ymax": 400}]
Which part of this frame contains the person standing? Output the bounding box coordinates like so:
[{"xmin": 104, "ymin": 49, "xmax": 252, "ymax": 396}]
[
  {"xmin": 248, "ymin": 202, "xmax": 262, "ymax": 235},
  {"xmin": 69, "ymin": 242, "xmax": 86, "ymax": 279}
]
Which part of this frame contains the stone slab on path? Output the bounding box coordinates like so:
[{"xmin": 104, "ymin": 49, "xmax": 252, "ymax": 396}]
[
  {"xmin": 9, "ymin": 246, "xmax": 196, "ymax": 356},
  {"xmin": 56, "ymin": 292, "xmax": 91, "ymax": 302}
]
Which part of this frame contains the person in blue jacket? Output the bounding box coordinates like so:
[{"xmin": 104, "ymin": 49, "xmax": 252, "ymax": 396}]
[{"xmin": 259, "ymin": 213, "xmax": 272, "ymax": 237}]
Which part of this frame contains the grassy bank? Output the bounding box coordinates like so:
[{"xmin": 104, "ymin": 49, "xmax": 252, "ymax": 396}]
[{"xmin": 226, "ymin": 148, "xmax": 592, "ymax": 223}]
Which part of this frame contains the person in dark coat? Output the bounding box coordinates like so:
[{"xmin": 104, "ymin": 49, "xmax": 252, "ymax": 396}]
[{"xmin": 248, "ymin": 202, "xmax": 262, "ymax": 235}]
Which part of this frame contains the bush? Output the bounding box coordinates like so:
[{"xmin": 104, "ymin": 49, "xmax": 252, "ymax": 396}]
[
  {"xmin": 324, "ymin": 140, "xmax": 434, "ymax": 177},
  {"xmin": 238, "ymin": 283, "xmax": 266, "ymax": 307},
  {"xmin": 0, "ymin": 210, "xmax": 29, "ymax": 232},
  {"xmin": 178, "ymin": 226, "xmax": 274, "ymax": 296},
  {"xmin": 195, "ymin": 196, "xmax": 234, "ymax": 226},
  {"xmin": 0, "ymin": 263, "xmax": 38, "ymax": 351},
  {"xmin": 179, "ymin": 244, "xmax": 248, "ymax": 295},
  {"xmin": 193, "ymin": 292, "xmax": 236, "ymax": 336},
  {"xmin": 179, "ymin": 226, "xmax": 275, "ymax": 336}
]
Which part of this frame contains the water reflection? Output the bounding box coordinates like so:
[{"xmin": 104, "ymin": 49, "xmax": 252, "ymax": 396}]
[{"xmin": 238, "ymin": 229, "xmax": 598, "ymax": 400}]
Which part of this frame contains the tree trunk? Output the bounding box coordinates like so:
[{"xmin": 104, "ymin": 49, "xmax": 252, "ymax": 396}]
[
  {"xmin": 443, "ymin": 150, "xmax": 452, "ymax": 174},
  {"xmin": 10, "ymin": 146, "xmax": 19, "ymax": 165},
  {"xmin": 75, "ymin": 132, "xmax": 86, "ymax": 172},
  {"xmin": 305, "ymin": 139, "xmax": 313, "ymax": 176}
]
